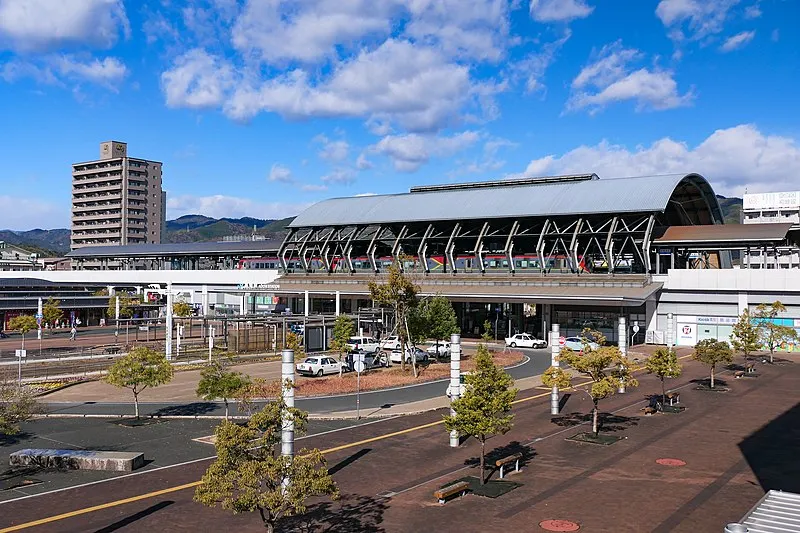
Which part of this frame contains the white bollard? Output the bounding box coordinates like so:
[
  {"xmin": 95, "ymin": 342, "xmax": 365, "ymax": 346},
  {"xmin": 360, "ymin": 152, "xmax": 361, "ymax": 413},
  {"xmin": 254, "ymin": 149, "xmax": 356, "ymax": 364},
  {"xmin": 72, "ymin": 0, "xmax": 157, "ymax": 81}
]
[
  {"xmin": 550, "ymin": 323, "xmax": 560, "ymax": 415},
  {"xmin": 618, "ymin": 316, "xmax": 627, "ymax": 393},
  {"xmin": 449, "ymin": 333, "xmax": 461, "ymax": 447},
  {"xmin": 281, "ymin": 349, "xmax": 296, "ymax": 491}
]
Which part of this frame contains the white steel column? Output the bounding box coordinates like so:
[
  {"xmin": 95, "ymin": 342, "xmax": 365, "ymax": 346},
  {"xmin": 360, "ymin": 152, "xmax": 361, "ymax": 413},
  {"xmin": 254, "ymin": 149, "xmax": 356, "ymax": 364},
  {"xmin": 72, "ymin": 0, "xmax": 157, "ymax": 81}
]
[
  {"xmin": 449, "ymin": 333, "xmax": 461, "ymax": 448},
  {"xmin": 335, "ymin": 291, "xmax": 341, "ymax": 316},
  {"xmin": 37, "ymin": 297, "xmax": 42, "ymax": 340},
  {"xmin": 281, "ymin": 348, "xmax": 296, "ymax": 490},
  {"xmin": 667, "ymin": 312, "xmax": 675, "ymax": 349},
  {"xmin": 618, "ymin": 316, "xmax": 627, "ymax": 393},
  {"xmin": 737, "ymin": 292, "xmax": 748, "ymax": 315},
  {"xmin": 165, "ymin": 284, "xmax": 174, "ymax": 361},
  {"xmin": 304, "ymin": 290, "xmax": 310, "ymax": 317},
  {"xmin": 550, "ymin": 323, "xmax": 560, "ymax": 415}
]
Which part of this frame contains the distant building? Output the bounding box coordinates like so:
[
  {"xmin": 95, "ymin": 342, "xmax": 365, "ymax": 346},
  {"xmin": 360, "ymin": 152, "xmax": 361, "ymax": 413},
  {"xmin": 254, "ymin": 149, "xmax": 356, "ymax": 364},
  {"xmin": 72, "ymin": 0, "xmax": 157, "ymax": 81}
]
[
  {"xmin": 0, "ymin": 241, "xmax": 43, "ymax": 271},
  {"xmin": 742, "ymin": 191, "xmax": 800, "ymax": 268},
  {"xmin": 71, "ymin": 141, "xmax": 166, "ymax": 254}
]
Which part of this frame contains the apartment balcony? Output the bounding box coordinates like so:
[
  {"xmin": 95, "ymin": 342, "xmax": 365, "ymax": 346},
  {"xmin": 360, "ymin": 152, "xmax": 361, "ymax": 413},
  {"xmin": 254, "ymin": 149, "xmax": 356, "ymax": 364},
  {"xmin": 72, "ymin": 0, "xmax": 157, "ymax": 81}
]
[
  {"xmin": 127, "ymin": 182, "xmax": 147, "ymax": 191},
  {"xmin": 73, "ymin": 193, "xmax": 123, "ymax": 204},
  {"xmin": 72, "ymin": 219, "xmax": 122, "ymax": 229},
  {"xmin": 71, "ymin": 212, "xmax": 121, "ymax": 223},
  {"xmin": 72, "ymin": 162, "xmax": 122, "ymax": 176},
  {"xmin": 72, "ymin": 230, "xmax": 122, "ymax": 239},
  {"xmin": 72, "ymin": 203, "xmax": 121, "ymax": 214},
  {"xmin": 73, "ymin": 183, "xmax": 123, "ymax": 195}
]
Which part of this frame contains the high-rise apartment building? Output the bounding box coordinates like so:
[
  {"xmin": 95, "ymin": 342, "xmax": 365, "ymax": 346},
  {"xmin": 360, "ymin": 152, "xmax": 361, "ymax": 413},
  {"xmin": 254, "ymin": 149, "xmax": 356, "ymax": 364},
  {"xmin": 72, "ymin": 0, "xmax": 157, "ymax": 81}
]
[{"xmin": 71, "ymin": 141, "xmax": 166, "ymax": 251}]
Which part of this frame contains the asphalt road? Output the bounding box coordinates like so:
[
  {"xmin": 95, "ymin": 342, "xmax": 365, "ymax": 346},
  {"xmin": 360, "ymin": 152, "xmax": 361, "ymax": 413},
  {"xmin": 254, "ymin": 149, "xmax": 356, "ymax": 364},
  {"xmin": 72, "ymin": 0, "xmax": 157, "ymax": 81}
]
[{"xmin": 42, "ymin": 347, "xmax": 552, "ymax": 417}]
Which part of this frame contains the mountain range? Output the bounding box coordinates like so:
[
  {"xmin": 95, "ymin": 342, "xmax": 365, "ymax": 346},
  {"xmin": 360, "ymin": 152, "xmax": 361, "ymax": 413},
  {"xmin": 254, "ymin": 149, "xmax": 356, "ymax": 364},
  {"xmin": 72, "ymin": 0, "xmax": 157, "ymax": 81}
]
[{"xmin": 1, "ymin": 196, "xmax": 745, "ymax": 257}]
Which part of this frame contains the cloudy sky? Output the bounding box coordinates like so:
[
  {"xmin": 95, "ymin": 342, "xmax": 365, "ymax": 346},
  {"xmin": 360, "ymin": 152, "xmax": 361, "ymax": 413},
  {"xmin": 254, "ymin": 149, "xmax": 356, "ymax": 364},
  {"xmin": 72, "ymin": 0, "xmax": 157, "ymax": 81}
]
[{"xmin": 1, "ymin": 0, "xmax": 798, "ymax": 230}]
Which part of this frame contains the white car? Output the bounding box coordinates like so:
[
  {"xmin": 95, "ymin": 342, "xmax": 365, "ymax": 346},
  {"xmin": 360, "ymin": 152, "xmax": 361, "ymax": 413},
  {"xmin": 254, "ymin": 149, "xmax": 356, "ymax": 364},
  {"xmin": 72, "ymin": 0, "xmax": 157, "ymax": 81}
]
[
  {"xmin": 346, "ymin": 336, "xmax": 380, "ymax": 353},
  {"xmin": 504, "ymin": 333, "xmax": 547, "ymax": 349},
  {"xmin": 380, "ymin": 336, "xmax": 401, "ymax": 350},
  {"xmin": 562, "ymin": 337, "xmax": 600, "ymax": 353},
  {"xmin": 389, "ymin": 347, "xmax": 429, "ymax": 364},
  {"xmin": 426, "ymin": 341, "xmax": 451, "ymax": 356},
  {"xmin": 296, "ymin": 356, "xmax": 346, "ymax": 377}
]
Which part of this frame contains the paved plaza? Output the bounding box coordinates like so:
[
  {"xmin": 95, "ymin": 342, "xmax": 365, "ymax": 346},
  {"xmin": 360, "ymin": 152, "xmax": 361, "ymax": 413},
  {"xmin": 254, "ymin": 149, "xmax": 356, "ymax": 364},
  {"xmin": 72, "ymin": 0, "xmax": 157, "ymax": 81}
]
[{"xmin": 1, "ymin": 354, "xmax": 798, "ymax": 532}]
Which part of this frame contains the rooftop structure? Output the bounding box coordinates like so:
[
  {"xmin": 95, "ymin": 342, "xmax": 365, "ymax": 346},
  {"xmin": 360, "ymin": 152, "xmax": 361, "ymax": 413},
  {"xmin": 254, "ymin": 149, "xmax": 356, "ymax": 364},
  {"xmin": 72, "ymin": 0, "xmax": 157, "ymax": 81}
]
[
  {"xmin": 0, "ymin": 241, "xmax": 43, "ymax": 271},
  {"xmin": 283, "ymin": 173, "xmax": 723, "ymax": 275}
]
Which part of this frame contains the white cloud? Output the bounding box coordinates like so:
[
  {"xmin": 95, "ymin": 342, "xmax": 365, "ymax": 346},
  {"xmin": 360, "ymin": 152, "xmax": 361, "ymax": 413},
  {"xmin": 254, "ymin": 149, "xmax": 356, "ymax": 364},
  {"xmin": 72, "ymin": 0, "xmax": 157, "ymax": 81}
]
[
  {"xmin": 567, "ymin": 41, "xmax": 692, "ymax": 113},
  {"xmin": 744, "ymin": 4, "xmax": 762, "ymax": 18},
  {"xmin": 518, "ymin": 124, "xmax": 800, "ymax": 196},
  {"xmin": 513, "ymin": 30, "xmax": 571, "ymax": 93},
  {"xmin": 161, "ymin": 49, "xmax": 234, "ymax": 109},
  {"xmin": 656, "ymin": 0, "xmax": 740, "ymax": 41},
  {"xmin": 371, "ymin": 130, "xmax": 480, "ymax": 172},
  {"xmin": 167, "ymin": 194, "xmax": 309, "ymax": 220},
  {"xmin": 268, "ymin": 163, "xmax": 293, "ymax": 183},
  {"xmin": 529, "ymin": 0, "xmax": 593, "ymax": 22},
  {"xmin": 1, "ymin": 54, "xmax": 126, "ymax": 88},
  {"xmin": 301, "ymin": 184, "xmax": 328, "ymax": 192},
  {"xmin": 315, "ymin": 134, "xmax": 350, "ymax": 162},
  {"xmin": 223, "ymin": 39, "xmax": 476, "ymax": 132},
  {"xmin": 719, "ymin": 30, "xmax": 755, "ymax": 52},
  {"xmin": 320, "ymin": 168, "xmax": 356, "ymax": 185},
  {"xmin": 0, "ymin": 0, "xmax": 129, "ymax": 52},
  {"xmin": 232, "ymin": 0, "xmax": 398, "ymax": 65},
  {"xmin": 0, "ymin": 196, "xmax": 68, "ymax": 230},
  {"xmin": 355, "ymin": 153, "xmax": 374, "ymax": 170}
]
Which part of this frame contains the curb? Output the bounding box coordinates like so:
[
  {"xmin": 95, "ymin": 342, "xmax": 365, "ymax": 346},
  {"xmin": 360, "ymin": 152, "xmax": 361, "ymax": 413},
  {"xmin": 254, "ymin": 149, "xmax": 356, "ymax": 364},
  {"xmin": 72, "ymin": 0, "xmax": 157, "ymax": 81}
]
[{"xmin": 33, "ymin": 413, "xmax": 250, "ymax": 421}]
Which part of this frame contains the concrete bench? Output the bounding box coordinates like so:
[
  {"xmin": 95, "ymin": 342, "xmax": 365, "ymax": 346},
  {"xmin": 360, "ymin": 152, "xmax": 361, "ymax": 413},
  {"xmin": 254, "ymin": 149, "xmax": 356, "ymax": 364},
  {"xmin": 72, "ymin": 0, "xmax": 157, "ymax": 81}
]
[
  {"xmin": 434, "ymin": 481, "xmax": 470, "ymax": 504},
  {"xmin": 9, "ymin": 449, "xmax": 145, "ymax": 472}
]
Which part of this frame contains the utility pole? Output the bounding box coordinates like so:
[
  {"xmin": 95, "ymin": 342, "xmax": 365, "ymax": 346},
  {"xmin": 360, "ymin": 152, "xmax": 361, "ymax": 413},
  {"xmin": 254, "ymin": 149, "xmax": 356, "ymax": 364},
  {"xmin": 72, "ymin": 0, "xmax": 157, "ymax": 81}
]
[{"xmin": 618, "ymin": 316, "xmax": 627, "ymax": 393}]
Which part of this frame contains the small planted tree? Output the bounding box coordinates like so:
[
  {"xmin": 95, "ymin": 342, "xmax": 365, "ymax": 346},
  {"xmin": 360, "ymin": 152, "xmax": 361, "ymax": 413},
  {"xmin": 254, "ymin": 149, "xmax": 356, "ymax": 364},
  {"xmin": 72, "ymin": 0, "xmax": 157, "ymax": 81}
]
[
  {"xmin": 692, "ymin": 339, "xmax": 733, "ymax": 389},
  {"xmin": 0, "ymin": 375, "xmax": 38, "ymax": 435},
  {"xmin": 234, "ymin": 378, "xmax": 280, "ymax": 416},
  {"xmin": 107, "ymin": 295, "xmax": 136, "ymax": 319},
  {"xmin": 754, "ymin": 301, "xmax": 798, "ymax": 363},
  {"xmin": 330, "ymin": 315, "xmax": 355, "ymax": 377},
  {"xmin": 559, "ymin": 330, "xmax": 638, "ymax": 436},
  {"xmin": 8, "ymin": 315, "xmax": 37, "ymax": 350},
  {"xmin": 731, "ymin": 309, "xmax": 761, "ymax": 366},
  {"xmin": 42, "ymin": 297, "xmax": 63, "ymax": 330},
  {"xmin": 420, "ymin": 295, "xmax": 458, "ymax": 358},
  {"xmin": 173, "ymin": 300, "xmax": 192, "ymax": 317},
  {"xmin": 481, "ymin": 319, "xmax": 494, "ymax": 343},
  {"xmin": 369, "ymin": 261, "xmax": 420, "ymax": 375},
  {"xmin": 285, "ymin": 332, "xmax": 305, "ymax": 358},
  {"xmin": 104, "ymin": 346, "xmax": 174, "ymax": 418},
  {"xmin": 645, "ymin": 348, "xmax": 682, "ymax": 403},
  {"xmin": 444, "ymin": 344, "xmax": 517, "ymax": 484},
  {"xmin": 197, "ymin": 360, "xmax": 251, "ymax": 420},
  {"xmin": 195, "ymin": 384, "xmax": 339, "ymax": 533}
]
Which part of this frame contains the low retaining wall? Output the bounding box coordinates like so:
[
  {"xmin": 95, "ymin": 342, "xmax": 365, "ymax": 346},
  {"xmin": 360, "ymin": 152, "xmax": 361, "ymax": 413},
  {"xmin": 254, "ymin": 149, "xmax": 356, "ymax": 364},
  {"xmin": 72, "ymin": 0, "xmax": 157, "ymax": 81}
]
[{"xmin": 9, "ymin": 449, "xmax": 145, "ymax": 472}]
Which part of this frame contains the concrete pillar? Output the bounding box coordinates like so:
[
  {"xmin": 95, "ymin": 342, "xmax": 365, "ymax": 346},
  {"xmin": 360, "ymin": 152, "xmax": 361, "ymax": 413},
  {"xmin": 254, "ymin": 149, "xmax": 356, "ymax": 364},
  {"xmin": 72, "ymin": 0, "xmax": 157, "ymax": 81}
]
[
  {"xmin": 550, "ymin": 323, "xmax": 560, "ymax": 415},
  {"xmin": 281, "ymin": 348, "xmax": 295, "ymax": 489},
  {"xmin": 165, "ymin": 284, "xmax": 174, "ymax": 361},
  {"xmin": 541, "ymin": 303, "xmax": 550, "ymax": 340},
  {"xmin": 737, "ymin": 292, "xmax": 748, "ymax": 315},
  {"xmin": 618, "ymin": 316, "xmax": 627, "ymax": 393},
  {"xmin": 667, "ymin": 312, "xmax": 675, "ymax": 349},
  {"xmin": 449, "ymin": 334, "xmax": 461, "ymax": 448},
  {"xmin": 202, "ymin": 285, "xmax": 209, "ymax": 316},
  {"xmin": 646, "ymin": 298, "xmax": 657, "ymax": 333},
  {"xmin": 335, "ymin": 291, "xmax": 341, "ymax": 316},
  {"xmin": 107, "ymin": 285, "xmax": 115, "ymax": 296},
  {"xmin": 304, "ymin": 290, "xmax": 310, "ymax": 317},
  {"xmin": 241, "ymin": 292, "xmax": 249, "ymax": 316}
]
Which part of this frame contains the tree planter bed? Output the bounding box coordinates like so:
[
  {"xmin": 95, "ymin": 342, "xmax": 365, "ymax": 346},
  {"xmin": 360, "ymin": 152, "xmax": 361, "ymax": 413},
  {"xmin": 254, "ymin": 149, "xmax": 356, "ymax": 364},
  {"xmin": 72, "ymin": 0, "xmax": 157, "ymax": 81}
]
[{"xmin": 566, "ymin": 432, "xmax": 622, "ymax": 445}]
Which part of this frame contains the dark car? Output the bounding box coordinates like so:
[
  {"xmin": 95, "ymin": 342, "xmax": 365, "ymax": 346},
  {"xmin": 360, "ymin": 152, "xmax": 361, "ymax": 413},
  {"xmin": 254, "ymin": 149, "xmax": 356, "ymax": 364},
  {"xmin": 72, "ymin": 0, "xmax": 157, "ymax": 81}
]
[{"xmin": 0, "ymin": 331, "xmax": 8, "ymax": 339}]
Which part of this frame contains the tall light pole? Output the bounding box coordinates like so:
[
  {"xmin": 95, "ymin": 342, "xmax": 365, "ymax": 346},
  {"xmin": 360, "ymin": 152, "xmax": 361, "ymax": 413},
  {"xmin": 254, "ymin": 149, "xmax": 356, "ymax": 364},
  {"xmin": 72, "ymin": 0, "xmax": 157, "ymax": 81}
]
[
  {"xmin": 618, "ymin": 316, "xmax": 627, "ymax": 393},
  {"xmin": 281, "ymin": 348, "xmax": 295, "ymax": 491},
  {"xmin": 550, "ymin": 323, "xmax": 560, "ymax": 415},
  {"xmin": 165, "ymin": 284, "xmax": 174, "ymax": 360},
  {"xmin": 449, "ymin": 333, "xmax": 461, "ymax": 448}
]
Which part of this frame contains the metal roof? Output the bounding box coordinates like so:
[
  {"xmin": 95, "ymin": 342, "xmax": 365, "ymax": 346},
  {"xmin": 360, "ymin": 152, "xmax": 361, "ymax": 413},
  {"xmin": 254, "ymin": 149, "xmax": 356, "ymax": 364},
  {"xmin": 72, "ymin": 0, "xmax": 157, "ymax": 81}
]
[
  {"xmin": 738, "ymin": 490, "xmax": 800, "ymax": 533},
  {"xmin": 66, "ymin": 239, "xmax": 283, "ymax": 259},
  {"xmin": 654, "ymin": 223, "xmax": 795, "ymax": 245},
  {"xmin": 290, "ymin": 173, "xmax": 716, "ymax": 228}
]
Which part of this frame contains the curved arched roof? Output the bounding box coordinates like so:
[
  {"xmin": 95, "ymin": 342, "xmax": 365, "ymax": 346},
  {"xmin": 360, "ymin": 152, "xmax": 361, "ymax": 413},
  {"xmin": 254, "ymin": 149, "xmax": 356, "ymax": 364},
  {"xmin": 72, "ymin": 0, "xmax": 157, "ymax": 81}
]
[{"xmin": 290, "ymin": 173, "xmax": 723, "ymax": 228}]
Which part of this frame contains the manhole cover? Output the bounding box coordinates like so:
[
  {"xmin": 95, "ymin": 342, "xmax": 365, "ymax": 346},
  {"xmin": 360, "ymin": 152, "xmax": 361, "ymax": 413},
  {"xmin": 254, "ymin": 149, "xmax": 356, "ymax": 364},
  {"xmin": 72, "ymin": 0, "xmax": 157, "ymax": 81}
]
[
  {"xmin": 540, "ymin": 519, "xmax": 580, "ymax": 531},
  {"xmin": 656, "ymin": 458, "xmax": 686, "ymax": 466}
]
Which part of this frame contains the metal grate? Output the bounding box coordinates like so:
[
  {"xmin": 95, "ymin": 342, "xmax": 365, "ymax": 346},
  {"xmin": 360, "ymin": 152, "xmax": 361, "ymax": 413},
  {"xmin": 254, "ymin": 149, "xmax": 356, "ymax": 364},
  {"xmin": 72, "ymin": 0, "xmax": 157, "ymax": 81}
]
[{"xmin": 739, "ymin": 490, "xmax": 800, "ymax": 533}]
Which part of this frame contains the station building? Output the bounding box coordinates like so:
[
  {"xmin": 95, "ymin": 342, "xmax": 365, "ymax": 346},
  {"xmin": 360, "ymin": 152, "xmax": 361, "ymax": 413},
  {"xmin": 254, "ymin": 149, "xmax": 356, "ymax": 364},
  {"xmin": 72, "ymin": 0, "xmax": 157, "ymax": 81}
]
[{"xmin": 3, "ymin": 172, "xmax": 799, "ymax": 349}]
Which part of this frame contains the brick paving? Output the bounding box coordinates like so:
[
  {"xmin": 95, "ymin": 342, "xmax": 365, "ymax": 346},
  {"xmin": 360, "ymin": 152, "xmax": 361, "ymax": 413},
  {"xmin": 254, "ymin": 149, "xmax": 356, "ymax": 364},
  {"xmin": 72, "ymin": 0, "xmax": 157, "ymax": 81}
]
[{"xmin": 0, "ymin": 355, "xmax": 797, "ymax": 532}]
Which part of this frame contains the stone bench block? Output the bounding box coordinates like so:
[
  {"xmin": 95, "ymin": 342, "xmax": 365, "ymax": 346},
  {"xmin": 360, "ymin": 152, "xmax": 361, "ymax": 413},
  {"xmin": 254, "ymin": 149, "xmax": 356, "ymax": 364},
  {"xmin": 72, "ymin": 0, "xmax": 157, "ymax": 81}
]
[{"xmin": 9, "ymin": 449, "xmax": 145, "ymax": 472}]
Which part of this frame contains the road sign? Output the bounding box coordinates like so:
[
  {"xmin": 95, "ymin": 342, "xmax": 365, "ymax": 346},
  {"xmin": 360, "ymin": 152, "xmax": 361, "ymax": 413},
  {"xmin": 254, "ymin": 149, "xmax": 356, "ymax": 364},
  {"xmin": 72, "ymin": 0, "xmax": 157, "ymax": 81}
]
[
  {"xmin": 35, "ymin": 313, "xmax": 43, "ymax": 319},
  {"xmin": 558, "ymin": 336, "xmax": 566, "ymax": 346},
  {"xmin": 354, "ymin": 360, "xmax": 366, "ymax": 373},
  {"xmin": 632, "ymin": 321, "xmax": 640, "ymax": 334},
  {"xmin": 36, "ymin": 316, "xmax": 42, "ymax": 327},
  {"xmin": 15, "ymin": 349, "xmax": 27, "ymax": 359},
  {"xmin": 353, "ymin": 353, "xmax": 366, "ymax": 363}
]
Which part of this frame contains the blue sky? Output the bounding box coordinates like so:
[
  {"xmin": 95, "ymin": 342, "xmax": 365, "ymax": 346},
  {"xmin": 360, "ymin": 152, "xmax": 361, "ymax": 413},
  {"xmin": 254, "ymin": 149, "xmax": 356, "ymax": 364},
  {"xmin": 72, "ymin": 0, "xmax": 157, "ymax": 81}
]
[{"xmin": 1, "ymin": 0, "xmax": 799, "ymax": 230}]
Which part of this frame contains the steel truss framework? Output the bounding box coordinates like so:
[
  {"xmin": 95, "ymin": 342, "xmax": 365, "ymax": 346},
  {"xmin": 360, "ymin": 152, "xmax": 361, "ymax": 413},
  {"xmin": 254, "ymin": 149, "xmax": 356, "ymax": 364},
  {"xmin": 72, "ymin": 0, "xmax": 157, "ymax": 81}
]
[{"xmin": 279, "ymin": 210, "xmax": 707, "ymax": 276}]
